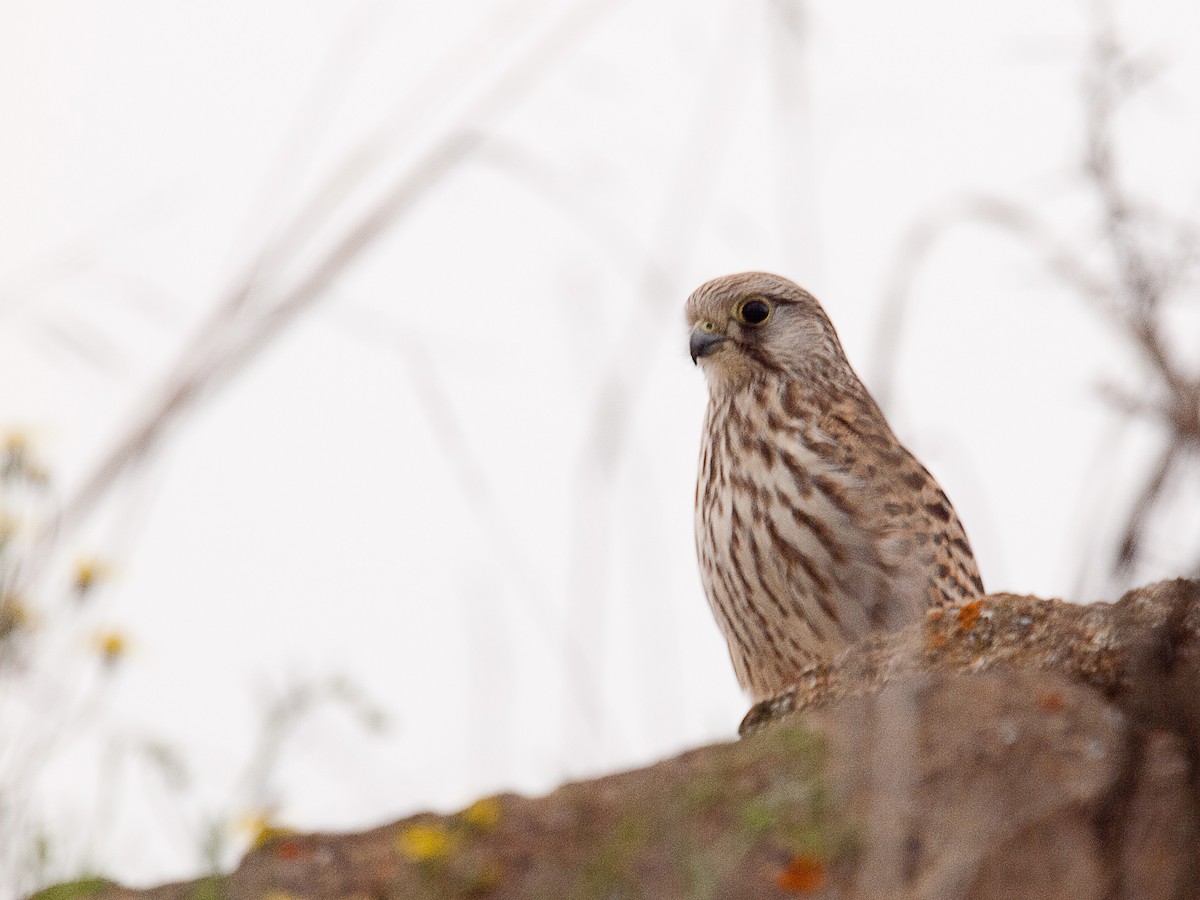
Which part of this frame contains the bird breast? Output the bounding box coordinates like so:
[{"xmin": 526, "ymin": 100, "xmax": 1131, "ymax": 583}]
[{"xmin": 695, "ymin": 383, "xmax": 884, "ymax": 696}]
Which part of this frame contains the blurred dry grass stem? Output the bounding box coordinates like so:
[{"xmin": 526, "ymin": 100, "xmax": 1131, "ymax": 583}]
[
  {"xmin": 3, "ymin": 3, "xmax": 633, "ymax": 892},
  {"xmin": 876, "ymin": 5, "xmax": 1200, "ymax": 595},
  {"xmin": 24, "ymin": 0, "xmax": 627, "ymax": 588}
]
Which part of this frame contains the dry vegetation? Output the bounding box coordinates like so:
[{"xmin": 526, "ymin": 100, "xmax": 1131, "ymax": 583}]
[{"xmin": 875, "ymin": 5, "xmax": 1200, "ymax": 594}]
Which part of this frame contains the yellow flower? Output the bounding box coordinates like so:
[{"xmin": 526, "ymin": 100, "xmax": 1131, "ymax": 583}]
[
  {"xmin": 2, "ymin": 432, "xmax": 33, "ymax": 480},
  {"xmin": 1, "ymin": 430, "xmax": 50, "ymax": 486},
  {"xmin": 240, "ymin": 811, "xmax": 269, "ymax": 835},
  {"xmin": 240, "ymin": 812, "xmax": 298, "ymax": 850},
  {"xmin": 396, "ymin": 823, "xmax": 455, "ymax": 862},
  {"xmin": 461, "ymin": 797, "xmax": 501, "ymax": 831},
  {"xmin": 93, "ymin": 629, "xmax": 129, "ymax": 665},
  {"xmin": 0, "ymin": 594, "xmax": 30, "ymax": 639},
  {"xmin": 73, "ymin": 556, "xmax": 110, "ymax": 595}
]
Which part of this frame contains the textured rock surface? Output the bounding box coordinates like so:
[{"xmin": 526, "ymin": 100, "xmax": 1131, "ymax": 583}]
[
  {"xmin": 34, "ymin": 579, "xmax": 1200, "ymax": 900},
  {"xmin": 740, "ymin": 577, "xmax": 1200, "ymax": 735}
]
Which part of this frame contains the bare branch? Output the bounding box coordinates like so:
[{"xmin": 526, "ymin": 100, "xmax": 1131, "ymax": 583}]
[
  {"xmin": 877, "ymin": 3, "xmax": 1200, "ymax": 590},
  {"xmin": 873, "ymin": 193, "xmax": 1119, "ymax": 410},
  {"xmin": 1114, "ymin": 440, "xmax": 1182, "ymax": 575}
]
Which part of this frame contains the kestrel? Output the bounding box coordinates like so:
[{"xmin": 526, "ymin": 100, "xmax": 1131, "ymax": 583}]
[{"xmin": 688, "ymin": 272, "xmax": 983, "ymax": 701}]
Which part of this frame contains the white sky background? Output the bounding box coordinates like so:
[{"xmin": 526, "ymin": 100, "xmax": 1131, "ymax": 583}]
[{"xmin": 2, "ymin": 0, "xmax": 1199, "ymax": 889}]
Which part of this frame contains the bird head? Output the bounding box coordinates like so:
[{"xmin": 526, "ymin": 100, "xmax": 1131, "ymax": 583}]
[{"xmin": 685, "ymin": 272, "xmax": 848, "ymax": 392}]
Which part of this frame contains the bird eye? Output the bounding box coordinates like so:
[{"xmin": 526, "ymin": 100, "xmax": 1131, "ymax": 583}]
[{"xmin": 735, "ymin": 299, "xmax": 771, "ymax": 326}]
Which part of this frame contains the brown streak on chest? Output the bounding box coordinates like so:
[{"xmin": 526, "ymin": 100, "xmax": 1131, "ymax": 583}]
[
  {"xmin": 764, "ymin": 517, "xmax": 832, "ymax": 598},
  {"xmin": 811, "ymin": 474, "xmax": 852, "ymax": 515},
  {"xmin": 790, "ymin": 506, "xmax": 848, "ymax": 564},
  {"xmin": 781, "ymin": 381, "xmax": 812, "ymax": 421},
  {"xmin": 778, "ymin": 450, "xmax": 814, "ymax": 499}
]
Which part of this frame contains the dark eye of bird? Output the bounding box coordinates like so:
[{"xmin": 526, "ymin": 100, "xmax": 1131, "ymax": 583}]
[{"xmin": 739, "ymin": 299, "xmax": 770, "ymax": 325}]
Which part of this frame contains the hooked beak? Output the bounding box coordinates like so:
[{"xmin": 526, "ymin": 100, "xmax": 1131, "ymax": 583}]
[{"xmin": 689, "ymin": 324, "xmax": 727, "ymax": 364}]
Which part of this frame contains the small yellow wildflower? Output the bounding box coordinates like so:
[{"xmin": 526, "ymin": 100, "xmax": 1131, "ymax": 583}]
[
  {"xmin": 73, "ymin": 556, "xmax": 110, "ymax": 596},
  {"xmin": 240, "ymin": 812, "xmax": 297, "ymax": 850},
  {"xmin": 92, "ymin": 629, "xmax": 129, "ymax": 665},
  {"xmin": 461, "ymin": 797, "xmax": 501, "ymax": 831},
  {"xmin": 1, "ymin": 430, "xmax": 50, "ymax": 485},
  {"xmin": 0, "ymin": 594, "xmax": 30, "ymax": 639},
  {"xmin": 261, "ymin": 892, "xmax": 301, "ymax": 900},
  {"xmin": 2, "ymin": 432, "xmax": 32, "ymax": 480},
  {"xmin": 396, "ymin": 822, "xmax": 455, "ymax": 862},
  {"xmin": 240, "ymin": 811, "xmax": 269, "ymax": 837}
]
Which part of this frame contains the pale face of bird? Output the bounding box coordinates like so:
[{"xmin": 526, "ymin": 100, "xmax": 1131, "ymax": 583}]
[{"xmin": 685, "ymin": 271, "xmax": 848, "ymax": 394}]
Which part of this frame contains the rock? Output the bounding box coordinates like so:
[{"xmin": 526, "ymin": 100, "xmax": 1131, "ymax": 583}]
[
  {"xmin": 740, "ymin": 578, "xmax": 1200, "ymax": 733},
  {"xmin": 33, "ymin": 579, "xmax": 1200, "ymax": 900},
  {"xmin": 822, "ymin": 670, "xmax": 1118, "ymax": 899}
]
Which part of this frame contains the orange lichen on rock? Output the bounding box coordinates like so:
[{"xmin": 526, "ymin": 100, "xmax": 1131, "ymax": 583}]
[
  {"xmin": 1039, "ymin": 690, "xmax": 1066, "ymax": 712},
  {"xmin": 956, "ymin": 599, "xmax": 985, "ymax": 633},
  {"xmin": 273, "ymin": 840, "xmax": 307, "ymax": 861},
  {"xmin": 777, "ymin": 854, "xmax": 827, "ymax": 893}
]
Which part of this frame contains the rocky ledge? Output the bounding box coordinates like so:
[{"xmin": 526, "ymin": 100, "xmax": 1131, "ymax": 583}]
[{"xmin": 37, "ymin": 579, "xmax": 1200, "ymax": 900}]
